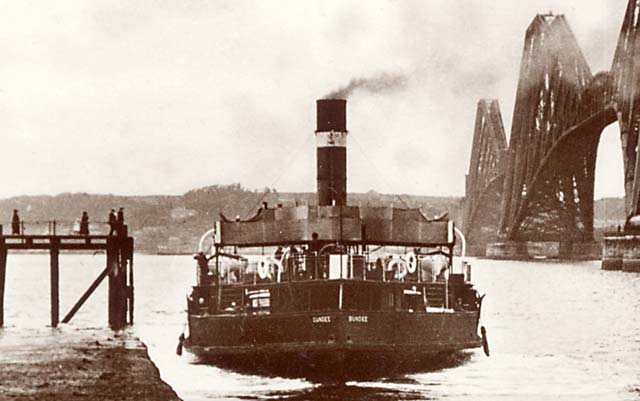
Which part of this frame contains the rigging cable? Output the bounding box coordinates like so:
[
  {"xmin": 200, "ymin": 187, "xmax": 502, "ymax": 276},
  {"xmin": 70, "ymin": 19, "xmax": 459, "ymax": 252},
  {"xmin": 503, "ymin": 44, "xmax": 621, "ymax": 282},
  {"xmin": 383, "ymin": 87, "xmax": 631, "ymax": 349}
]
[
  {"xmin": 349, "ymin": 133, "xmax": 413, "ymax": 210},
  {"xmin": 241, "ymin": 134, "xmax": 314, "ymax": 219}
]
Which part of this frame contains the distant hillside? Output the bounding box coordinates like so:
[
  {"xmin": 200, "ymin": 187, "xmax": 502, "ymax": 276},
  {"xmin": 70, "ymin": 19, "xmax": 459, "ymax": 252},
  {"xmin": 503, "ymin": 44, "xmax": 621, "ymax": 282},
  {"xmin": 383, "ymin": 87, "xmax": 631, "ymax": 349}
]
[
  {"xmin": 0, "ymin": 187, "xmax": 624, "ymax": 253},
  {"xmin": 0, "ymin": 185, "xmax": 461, "ymax": 253}
]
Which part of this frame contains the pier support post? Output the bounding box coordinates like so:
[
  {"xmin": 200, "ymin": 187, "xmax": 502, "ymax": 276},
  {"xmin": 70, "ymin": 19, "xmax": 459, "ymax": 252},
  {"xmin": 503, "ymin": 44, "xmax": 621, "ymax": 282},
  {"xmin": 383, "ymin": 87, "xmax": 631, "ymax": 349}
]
[
  {"xmin": 0, "ymin": 226, "xmax": 6, "ymax": 328},
  {"xmin": 50, "ymin": 238, "xmax": 60, "ymax": 328},
  {"xmin": 108, "ymin": 233, "xmax": 128, "ymax": 330},
  {"xmin": 127, "ymin": 237, "xmax": 134, "ymax": 325}
]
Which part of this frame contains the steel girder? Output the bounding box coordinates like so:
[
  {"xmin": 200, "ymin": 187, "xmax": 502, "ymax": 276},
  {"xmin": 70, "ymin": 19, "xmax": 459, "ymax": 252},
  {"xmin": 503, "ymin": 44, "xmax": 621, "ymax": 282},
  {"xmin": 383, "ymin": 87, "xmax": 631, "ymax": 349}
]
[
  {"xmin": 502, "ymin": 1, "xmax": 640, "ymax": 241},
  {"xmin": 466, "ymin": 2, "xmax": 640, "ymax": 243},
  {"xmin": 498, "ymin": 14, "xmax": 594, "ymax": 241},
  {"xmin": 612, "ymin": 0, "xmax": 640, "ymax": 217},
  {"xmin": 461, "ymin": 100, "xmax": 507, "ymax": 243}
]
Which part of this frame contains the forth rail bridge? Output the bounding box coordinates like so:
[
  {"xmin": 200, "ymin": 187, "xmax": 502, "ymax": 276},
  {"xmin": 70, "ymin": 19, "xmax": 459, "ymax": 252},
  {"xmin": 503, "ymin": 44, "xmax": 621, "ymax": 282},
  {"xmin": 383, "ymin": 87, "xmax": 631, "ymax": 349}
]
[{"xmin": 461, "ymin": 0, "xmax": 640, "ymax": 270}]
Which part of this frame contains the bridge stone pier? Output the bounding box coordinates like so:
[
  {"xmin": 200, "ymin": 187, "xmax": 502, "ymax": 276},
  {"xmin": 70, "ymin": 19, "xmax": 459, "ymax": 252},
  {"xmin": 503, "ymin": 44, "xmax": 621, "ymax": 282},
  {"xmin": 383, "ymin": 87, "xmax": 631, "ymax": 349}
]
[
  {"xmin": 462, "ymin": 1, "xmax": 640, "ymax": 266},
  {"xmin": 602, "ymin": 233, "xmax": 640, "ymax": 272},
  {"xmin": 486, "ymin": 241, "xmax": 601, "ymax": 260}
]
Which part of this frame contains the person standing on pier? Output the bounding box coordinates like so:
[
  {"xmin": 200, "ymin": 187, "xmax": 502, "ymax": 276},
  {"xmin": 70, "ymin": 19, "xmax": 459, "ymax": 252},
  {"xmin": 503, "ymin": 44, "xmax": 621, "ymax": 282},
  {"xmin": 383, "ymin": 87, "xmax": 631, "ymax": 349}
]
[
  {"xmin": 11, "ymin": 209, "xmax": 20, "ymax": 235},
  {"xmin": 117, "ymin": 207, "xmax": 125, "ymax": 235},
  {"xmin": 108, "ymin": 209, "xmax": 117, "ymax": 235},
  {"xmin": 79, "ymin": 211, "xmax": 89, "ymax": 235}
]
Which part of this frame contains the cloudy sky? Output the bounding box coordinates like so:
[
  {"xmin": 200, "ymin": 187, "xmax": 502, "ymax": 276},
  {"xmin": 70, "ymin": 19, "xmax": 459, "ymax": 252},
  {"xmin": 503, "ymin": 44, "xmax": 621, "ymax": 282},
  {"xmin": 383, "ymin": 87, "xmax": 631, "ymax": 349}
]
[{"xmin": 0, "ymin": 0, "xmax": 629, "ymax": 199}]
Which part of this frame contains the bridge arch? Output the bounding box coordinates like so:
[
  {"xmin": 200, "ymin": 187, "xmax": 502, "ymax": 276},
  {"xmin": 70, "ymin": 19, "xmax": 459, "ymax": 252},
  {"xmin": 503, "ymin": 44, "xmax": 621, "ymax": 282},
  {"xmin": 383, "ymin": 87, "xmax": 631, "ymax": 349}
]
[
  {"xmin": 465, "ymin": 3, "xmax": 640, "ymax": 250},
  {"xmin": 506, "ymin": 104, "xmax": 618, "ymax": 241}
]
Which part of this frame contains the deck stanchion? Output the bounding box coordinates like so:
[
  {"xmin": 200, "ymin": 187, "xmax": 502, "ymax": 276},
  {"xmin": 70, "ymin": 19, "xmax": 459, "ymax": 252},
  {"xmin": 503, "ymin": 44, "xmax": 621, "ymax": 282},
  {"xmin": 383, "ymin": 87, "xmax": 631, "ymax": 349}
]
[{"xmin": 50, "ymin": 237, "xmax": 60, "ymax": 328}]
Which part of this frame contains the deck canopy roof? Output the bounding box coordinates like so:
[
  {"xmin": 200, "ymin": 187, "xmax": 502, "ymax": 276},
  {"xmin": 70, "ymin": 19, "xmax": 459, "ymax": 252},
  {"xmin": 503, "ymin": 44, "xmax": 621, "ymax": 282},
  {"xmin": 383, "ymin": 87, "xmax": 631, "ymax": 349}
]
[{"xmin": 215, "ymin": 205, "xmax": 453, "ymax": 247}]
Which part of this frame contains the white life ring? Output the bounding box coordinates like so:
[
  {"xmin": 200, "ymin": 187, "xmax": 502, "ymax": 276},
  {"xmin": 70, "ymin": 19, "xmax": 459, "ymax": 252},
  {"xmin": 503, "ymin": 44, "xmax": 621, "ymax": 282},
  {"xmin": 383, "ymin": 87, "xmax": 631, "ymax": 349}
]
[
  {"xmin": 388, "ymin": 258, "xmax": 407, "ymax": 280},
  {"xmin": 257, "ymin": 257, "xmax": 270, "ymax": 279},
  {"xmin": 405, "ymin": 251, "xmax": 418, "ymax": 274}
]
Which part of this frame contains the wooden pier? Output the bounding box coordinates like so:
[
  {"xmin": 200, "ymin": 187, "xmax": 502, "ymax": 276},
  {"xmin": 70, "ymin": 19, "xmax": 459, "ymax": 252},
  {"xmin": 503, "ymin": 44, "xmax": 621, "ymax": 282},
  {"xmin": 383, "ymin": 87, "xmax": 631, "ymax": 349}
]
[{"xmin": 0, "ymin": 224, "xmax": 134, "ymax": 330}]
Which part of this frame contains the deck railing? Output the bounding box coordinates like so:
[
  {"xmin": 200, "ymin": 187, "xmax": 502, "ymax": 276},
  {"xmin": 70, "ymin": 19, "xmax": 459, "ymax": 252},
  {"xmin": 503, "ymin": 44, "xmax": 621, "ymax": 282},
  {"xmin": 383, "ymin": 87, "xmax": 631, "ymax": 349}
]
[{"xmin": 213, "ymin": 253, "xmax": 449, "ymax": 285}]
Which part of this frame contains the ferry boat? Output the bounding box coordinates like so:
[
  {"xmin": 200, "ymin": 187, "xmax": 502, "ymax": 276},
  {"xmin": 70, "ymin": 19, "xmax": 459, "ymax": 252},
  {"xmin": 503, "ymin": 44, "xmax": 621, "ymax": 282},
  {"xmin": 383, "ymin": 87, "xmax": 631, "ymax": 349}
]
[{"xmin": 182, "ymin": 99, "xmax": 486, "ymax": 380}]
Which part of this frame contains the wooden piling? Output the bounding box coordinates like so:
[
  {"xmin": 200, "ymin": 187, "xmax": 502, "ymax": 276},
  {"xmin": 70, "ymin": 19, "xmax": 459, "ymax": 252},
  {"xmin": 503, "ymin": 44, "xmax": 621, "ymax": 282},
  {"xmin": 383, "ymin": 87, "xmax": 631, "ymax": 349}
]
[
  {"xmin": 50, "ymin": 237, "xmax": 60, "ymax": 328},
  {"xmin": 128, "ymin": 237, "xmax": 134, "ymax": 325},
  {"xmin": 119, "ymin": 226, "xmax": 128, "ymax": 326},
  {"xmin": 108, "ymin": 234, "xmax": 128, "ymax": 330},
  {"xmin": 0, "ymin": 225, "xmax": 6, "ymax": 328},
  {"xmin": 107, "ymin": 237, "xmax": 118, "ymax": 329}
]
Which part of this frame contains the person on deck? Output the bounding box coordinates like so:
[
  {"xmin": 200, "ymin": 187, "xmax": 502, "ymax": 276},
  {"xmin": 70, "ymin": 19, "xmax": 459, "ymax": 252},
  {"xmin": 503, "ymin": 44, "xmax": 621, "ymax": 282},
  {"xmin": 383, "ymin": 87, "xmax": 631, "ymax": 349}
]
[
  {"xmin": 117, "ymin": 207, "xmax": 125, "ymax": 235},
  {"xmin": 194, "ymin": 252, "xmax": 215, "ymax": 286},
  {"xmin": 288, "ymin": 246, "xmax": 299, "ymax": 279},
  {"xmin": 274, "ymin": 246, "xmax": 284, "ymax": 261},
  {"xmin": 108, "ymin": 209, "xmax": 117, "ymax": 235},
  {"xmin": 11, "ymin": 209, "xmax": 20, "ymax": 235},
  {"xmin": 79, "ymin": 211, "xmax": 90, "ymax": 235},
  {"xmin": 307, "ymin": 232, "xmax": 321, "ymax": 279}
]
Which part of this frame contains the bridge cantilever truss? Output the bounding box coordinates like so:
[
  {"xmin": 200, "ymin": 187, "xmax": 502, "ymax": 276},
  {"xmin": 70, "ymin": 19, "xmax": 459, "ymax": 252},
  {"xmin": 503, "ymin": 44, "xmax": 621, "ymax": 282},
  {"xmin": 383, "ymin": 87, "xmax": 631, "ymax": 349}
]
[
  {"xmin": 461, "ymin": 100, "xmax": 507, "ymax": 250},
  {"xmin": 463, "ymin": 1, "xmax": 640, "ymax": 247}
]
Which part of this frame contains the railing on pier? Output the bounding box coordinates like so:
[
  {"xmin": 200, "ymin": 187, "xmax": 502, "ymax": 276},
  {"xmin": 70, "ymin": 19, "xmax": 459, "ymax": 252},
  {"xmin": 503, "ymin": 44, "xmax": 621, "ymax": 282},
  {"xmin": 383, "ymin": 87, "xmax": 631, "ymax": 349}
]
[{"xmin": 8, "ymin": 220, "xmax": 115, "ymax": 236}]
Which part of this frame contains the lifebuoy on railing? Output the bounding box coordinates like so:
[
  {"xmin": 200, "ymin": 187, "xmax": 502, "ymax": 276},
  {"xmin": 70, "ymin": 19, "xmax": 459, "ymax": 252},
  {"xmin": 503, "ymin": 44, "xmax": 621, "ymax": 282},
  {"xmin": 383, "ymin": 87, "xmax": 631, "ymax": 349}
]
[
  {"xmin": 404, "ymin": 251, "xmax": 417, "ymax": 274},
  {"xmin": 388, "ymin": 258, "xmax": 407, "ymax": 280},
  {"xmin": 197, "ymin": 228, "xmax": 216, "ymax": 253}
]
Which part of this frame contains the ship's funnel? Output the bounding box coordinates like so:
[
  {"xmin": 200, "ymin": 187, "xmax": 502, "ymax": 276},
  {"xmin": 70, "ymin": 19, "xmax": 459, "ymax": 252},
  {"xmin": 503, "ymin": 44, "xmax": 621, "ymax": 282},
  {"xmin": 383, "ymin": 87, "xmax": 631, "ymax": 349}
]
[{"xmin": 316, "ymin": 99, "xmax": 347, "ymax": 206}]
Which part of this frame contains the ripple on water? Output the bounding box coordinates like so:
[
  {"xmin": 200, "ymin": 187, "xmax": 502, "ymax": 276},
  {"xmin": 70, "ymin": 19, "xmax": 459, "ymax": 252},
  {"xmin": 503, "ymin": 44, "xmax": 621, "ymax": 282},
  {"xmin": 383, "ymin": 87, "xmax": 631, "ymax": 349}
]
[{"xmin": 2, "ymin": 255, "xmax": 640, "ymax": 400}]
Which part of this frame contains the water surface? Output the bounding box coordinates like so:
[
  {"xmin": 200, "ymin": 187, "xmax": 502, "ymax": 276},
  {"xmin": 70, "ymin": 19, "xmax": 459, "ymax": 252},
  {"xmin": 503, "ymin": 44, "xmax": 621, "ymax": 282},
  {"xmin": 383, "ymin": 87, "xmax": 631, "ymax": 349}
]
[{"xmin": 1, "ymin": 255, "xmax": 639, "ymax": 400}]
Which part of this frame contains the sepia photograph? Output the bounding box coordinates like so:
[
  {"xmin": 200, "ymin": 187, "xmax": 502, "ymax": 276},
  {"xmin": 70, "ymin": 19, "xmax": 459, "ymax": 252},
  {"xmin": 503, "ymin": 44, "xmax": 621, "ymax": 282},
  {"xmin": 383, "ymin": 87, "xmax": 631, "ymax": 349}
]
[{"xmin": 0, "ymin": 1, "xmax": 638, "ymax": 400}]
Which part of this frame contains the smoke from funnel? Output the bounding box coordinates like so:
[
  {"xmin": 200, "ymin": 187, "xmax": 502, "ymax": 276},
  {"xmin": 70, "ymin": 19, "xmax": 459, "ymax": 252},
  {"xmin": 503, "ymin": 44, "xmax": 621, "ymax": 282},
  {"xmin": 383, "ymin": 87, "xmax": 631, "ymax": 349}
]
[{"xmin": 324, "ymin": 72, "xmax": 408, "ymax": 99}]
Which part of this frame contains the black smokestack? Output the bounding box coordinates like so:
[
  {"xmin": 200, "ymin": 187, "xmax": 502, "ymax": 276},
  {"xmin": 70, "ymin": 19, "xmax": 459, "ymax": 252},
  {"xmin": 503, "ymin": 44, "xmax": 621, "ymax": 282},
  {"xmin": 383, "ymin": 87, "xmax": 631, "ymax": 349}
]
[
  {"xmin": 316, "ymin": 99, "xmax": 347, "ymax": 207},
  {"xmin": 317, "ymin": 99, "xmax": 346, "ymax": 131}
]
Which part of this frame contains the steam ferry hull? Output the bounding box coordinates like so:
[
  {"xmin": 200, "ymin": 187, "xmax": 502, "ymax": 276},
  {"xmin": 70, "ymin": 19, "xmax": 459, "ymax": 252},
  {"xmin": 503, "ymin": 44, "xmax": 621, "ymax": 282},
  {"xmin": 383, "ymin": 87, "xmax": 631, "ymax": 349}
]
[{"xmin": 185, "ymin": 310, "xmax": 481, "ymax": 380}]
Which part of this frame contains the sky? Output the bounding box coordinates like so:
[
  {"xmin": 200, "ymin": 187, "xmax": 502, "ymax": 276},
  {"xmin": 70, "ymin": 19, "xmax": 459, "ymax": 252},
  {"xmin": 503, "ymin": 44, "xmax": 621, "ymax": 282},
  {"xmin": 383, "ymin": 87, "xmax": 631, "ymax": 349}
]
[{"xmin": 0, "ymin": 0, "xmax": 630, "ymax": 199}]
